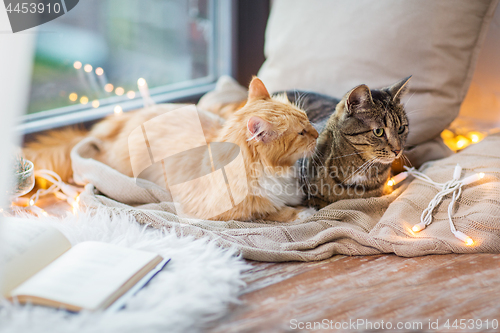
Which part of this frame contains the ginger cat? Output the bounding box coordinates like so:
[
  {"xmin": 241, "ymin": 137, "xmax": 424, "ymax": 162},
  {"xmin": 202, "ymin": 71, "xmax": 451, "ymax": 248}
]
[{"xmin": 24, "ymin": 78, "xmax": 318, "ymax": 222}]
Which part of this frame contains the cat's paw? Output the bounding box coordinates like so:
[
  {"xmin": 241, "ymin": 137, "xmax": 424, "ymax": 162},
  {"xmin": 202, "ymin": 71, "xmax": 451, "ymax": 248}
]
[
  {"xmin": 265, "ymin": 206, "xmax": 318, "ymax": 223},
  {"xmin": 265, "ymin": 206, "xmax": 299, "ymax": 222},
  {"xmin": 294, "ymin": 207, "xmax": 318, "ymax": 221}
]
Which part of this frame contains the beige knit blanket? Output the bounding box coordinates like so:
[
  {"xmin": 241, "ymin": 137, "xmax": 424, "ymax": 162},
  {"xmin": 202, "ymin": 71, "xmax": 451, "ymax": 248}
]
[{"xmin": 72, "ymin": 133, "xmax": 500, "ymax": 262}]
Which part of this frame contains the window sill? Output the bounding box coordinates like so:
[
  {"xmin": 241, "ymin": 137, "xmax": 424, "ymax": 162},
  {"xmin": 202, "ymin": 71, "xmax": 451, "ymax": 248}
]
[{"xmin": 17, "ymin": 82, "xmax": 216, "ymax": 135}]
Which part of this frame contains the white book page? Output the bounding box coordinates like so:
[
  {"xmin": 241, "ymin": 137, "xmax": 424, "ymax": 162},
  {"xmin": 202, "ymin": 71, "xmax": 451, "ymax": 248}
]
[
  {"xmin": 0, "ymin": 217, "xmax": 71, "ymax": 297},
  {"xmin": 10, "ymin": 242, "xmax": 159, "ymax": 310}
]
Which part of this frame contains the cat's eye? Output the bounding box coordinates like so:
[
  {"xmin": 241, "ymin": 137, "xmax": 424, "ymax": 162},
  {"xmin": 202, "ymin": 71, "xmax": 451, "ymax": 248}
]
[
  {"xmin": 299, "ymin": 130, "xmax": 306, "ymax": 136},
  {"xmin": 398, "ymin": 125, "xmax": 406, "ymax": 134},
  {"xmin": 373, "ymin": 128, "xmax": 384, "ymax": 137}
]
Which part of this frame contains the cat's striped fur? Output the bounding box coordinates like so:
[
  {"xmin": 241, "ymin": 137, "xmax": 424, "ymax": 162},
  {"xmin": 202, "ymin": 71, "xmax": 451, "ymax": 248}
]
[{"xmin": 282, "ymin": 77, "xmax": 412, "ymax": 209}]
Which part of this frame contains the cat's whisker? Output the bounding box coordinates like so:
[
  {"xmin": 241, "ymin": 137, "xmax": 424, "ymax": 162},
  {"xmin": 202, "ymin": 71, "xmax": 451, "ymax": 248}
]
[
  {"xmin": 343, "ymin": 164, "xmax": 367, "ymax": 184},
  {"xmin": 316, "ymin": 158, "xmax": 326, "ymax": 170},
  {"xmin": 296, "ymin": 91, "xmax": 304, "ymax": 107},
  {"xmin": 403, "ymin": 91, "xmax": 416, "ymax": 109},
  {"xmin": 313, "ymin": 146, "xmax": 325, "ymax": 157},
  {"xmin": 292, "ymin": 90, "xmax": 302, "ymax": 109},
  {"xmin": 343, "ymin": 157, "xmax": 376, "ymax": 184},
  {"xmin": 296, "ymin": 91, "xmax": 310, "ymax": 111},
  {"xmin": 405, "ymin": 108, "xmax": 428, "ymax": 116},
  {"xmin": 358, "ymin": 159, "xmax": 376, "ymax": 177},
  {"xmin": 312, "ymin": 158, "xmax": 325, "ymax": 171},
  {"xmin": 311, "ymin": 151, "xmax": 326, "ymax": 167},
  {"xmin": 300, "ymin": 153, "xmax": 314, "ymax": 197},
  {"xmin": 331, "ymin": 151, "xmax": 364, "ymax": 160},
  {"xmin": 349, "ymin": 159, "xmax": 371, "ymax": 178},
  {"xmin": 310, "ymin": 146, "xmax": 323, "ymax": 158},
  {"xmin": 401, "ymin": 154, "xmax": 413, "ymax": 167},
  {"xmin": 363, "ymin": 159, "xmax": 381, "ymax": 180},
  {"xmin": 299, "ymin": 154, "xmax": 308, "ymax": 181},
  {"xmin": 293, "ymin": 89, "xmax": 300, "ymax": 105},
  {"xmin": 309, "ymin": 155, "xmax": 321, "ymax": 171},
  {"xmin": 312, "ymin": 151, "xmax": 324, "ymax": 160}
]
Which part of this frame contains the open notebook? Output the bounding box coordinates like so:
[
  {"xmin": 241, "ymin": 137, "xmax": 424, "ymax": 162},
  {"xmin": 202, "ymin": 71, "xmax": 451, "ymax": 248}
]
[{"xmin": 0, "ymin": 217, "xmax": 169, "ymax": 312}]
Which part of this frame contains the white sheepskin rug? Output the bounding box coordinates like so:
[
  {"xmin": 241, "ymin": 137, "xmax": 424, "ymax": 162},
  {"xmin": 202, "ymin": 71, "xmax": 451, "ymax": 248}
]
[{"xmin": 0, "ymin": 210, "xmax": 249, "ymax": 333}]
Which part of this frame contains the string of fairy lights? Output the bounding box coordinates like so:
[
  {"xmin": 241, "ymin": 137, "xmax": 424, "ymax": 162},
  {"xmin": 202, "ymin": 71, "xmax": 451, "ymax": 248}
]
[
  {"xmin": 69, "ymin": 61, "xmax": 147, "ymax": 112},
  {"xmin": 384, "ymin": 123, "xmax": 492, "ymax": 246},
  {"xmin": 441, "ymin": 128, "xmax": 486, "ymax": 152},
  {"xmin": 386, "ymin": 165, "xmax": 486, "ymax": 247}
]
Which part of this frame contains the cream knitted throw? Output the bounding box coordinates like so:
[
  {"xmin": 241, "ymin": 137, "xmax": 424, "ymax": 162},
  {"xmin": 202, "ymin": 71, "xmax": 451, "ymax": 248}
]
[{"xmin": 72, "ymin": 133, "xmax": 500, "ymax": 262}]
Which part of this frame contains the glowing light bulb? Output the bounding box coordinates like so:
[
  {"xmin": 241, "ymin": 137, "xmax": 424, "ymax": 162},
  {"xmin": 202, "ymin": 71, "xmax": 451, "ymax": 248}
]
[
  {"xmin": 73, "ymin": 61, "xmax": 82, "ymax": 69},
  {"xmin": 95, "ymin": 67, "xmax": 104, "ymax": 76},
  {"xmin": 387, "ymin": 172, "xmax": 408, "ymax": 187},
  {"xmin": 115, "ymin": 87, "xmax": 125, "ymax": 96},
  {"xmin": 69, "ymin": 92, "xmax": 78, "ymax": 102},
  {"xmin": 412, "ymin": 224, "xmax": 425, "ymax": 232},
  {"xmin": 468, "ymin": 131, "xmax": 484, "ymax": 144},
  {"xmin": 114, "ymin": 105, "xmax": 123, "ymax": 115},
  {"xmin": 72, "ymin": 201, "xmax": 79, "ymax": 215},
  {"xmin": 462, "ymin": 172, "xmax": 486, "ymax": 185},
  {"xmin": 84, "ymin": 64, "xmax": 93, "ymax": 73},
  {"xmin": 80, "ymin": 96, "xmax": 89, "ymax": 105},
  {"xmin": 440, "ymin": 129, "xmax": 455, "ymax": 140},
  {"xmin": 92, "ymin": 100, "xmax": 100, "ymax": 108},
  {"xmin": 127, "ymin": 91, "xmax": 136, "ymax": 99},
  {"xmin": 137, "ymin": 77, "xmax": 154, "ymax": 107},
  {"xmin": 29, "ymin": 199, "xmax": 35, "ymax": 206},
  {"xmin": 456, "ymin": 136, "xmax": 469, "ymax": 149},
  {"xmin": 454, "ymin": 230, "xmax": 474, "ymax": 246},
  {"xmin": 105, "ymin": 83, "xmax": 114, "ymax": 92}
]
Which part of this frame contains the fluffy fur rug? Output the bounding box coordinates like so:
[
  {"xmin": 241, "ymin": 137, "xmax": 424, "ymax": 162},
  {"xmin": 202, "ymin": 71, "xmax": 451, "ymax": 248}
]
[{"xmin": 0, "ymin": 210, "xmax": 249, "ymax": 333}]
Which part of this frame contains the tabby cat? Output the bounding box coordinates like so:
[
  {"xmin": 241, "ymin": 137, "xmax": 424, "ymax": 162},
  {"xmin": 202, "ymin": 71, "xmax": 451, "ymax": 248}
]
[{"xmin": 283, "ymin": 77, "xmax": 411, "ymax": 209}]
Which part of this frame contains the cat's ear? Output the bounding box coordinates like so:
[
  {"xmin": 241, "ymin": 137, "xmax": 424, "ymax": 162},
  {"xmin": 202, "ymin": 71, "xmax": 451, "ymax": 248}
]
[
  {"xmin": 387, "ymin": 76, "xmax": 412, "ymax": 101},
  {"xmin": 346, "ymin": 84, "xmax": 373, "ymax": 113},
  {"xmin": 247, "ymin": 116, "xmax": 276, "ymax": 143},
  {"xmin": 248, "ymin": 77, "xmax": 271, "ymax": 101}
]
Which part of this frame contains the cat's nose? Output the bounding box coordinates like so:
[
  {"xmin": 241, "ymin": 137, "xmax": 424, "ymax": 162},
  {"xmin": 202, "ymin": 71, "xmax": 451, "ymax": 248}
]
[
  {"xmin": 392, "ymin": 149, "xmax": 401, "ymax": 156},
  {"xmin": 311, "ymin": 128, "xmax": 319, "ymax": 139}
]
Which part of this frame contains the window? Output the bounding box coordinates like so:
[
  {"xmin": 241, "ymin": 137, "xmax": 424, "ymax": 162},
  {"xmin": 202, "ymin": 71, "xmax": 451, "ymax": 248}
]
[{"xmin": 19, "ymin": 0, "xmax": 233, "ymax": 134}]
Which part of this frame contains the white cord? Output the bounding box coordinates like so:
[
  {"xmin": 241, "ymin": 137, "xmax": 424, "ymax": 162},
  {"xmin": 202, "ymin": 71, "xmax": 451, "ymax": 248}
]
[
  {"xmin": 12, "ymin": 169, "xmax": 82, "ymax": 217},
  {"xmin": 388, "ymin": 164, "xmax": 484, "ymax": 245}
]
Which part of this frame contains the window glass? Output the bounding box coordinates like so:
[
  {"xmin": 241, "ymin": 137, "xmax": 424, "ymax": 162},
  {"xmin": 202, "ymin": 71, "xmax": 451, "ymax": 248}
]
[{"xmin": 28, "ymin": 0, "xmax": 214, "ymax": 115}]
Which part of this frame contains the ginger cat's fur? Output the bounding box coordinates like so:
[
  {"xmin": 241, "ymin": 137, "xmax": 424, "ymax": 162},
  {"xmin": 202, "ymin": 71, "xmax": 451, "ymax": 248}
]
[{"xmin": 24, "ymin": 78, "xmax": 318, "ymax": 222}]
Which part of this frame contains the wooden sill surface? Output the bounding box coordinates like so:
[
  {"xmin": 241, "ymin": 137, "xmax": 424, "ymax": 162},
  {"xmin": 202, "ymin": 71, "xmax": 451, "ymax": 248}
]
[{"xmin": 209, "ymin": 253, "xmax": 500, "ymax": 332}]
